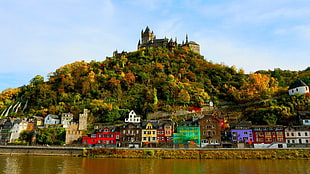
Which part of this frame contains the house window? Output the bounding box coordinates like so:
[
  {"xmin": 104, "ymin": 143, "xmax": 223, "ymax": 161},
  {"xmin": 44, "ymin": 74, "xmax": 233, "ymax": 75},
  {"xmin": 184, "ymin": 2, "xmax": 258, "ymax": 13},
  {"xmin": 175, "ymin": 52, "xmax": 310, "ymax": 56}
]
[
  {"xmin": 305, "ymin": 132, "xmax": 308, "ymax": 136},
  {"xmin": 291, "ymin": 133, "xmax": 294, "ymax": 136},
  {"xmin": 298, "ymin": 132, "xmax": 301, "ymax": 136},
  {"xmin": 144, "ymin": 131, "xmax": 147, "ymax": 134},
  {"xmin": 152, "ymin": 137, "xmax": 156, "ymax": 141},
  {"xmin": 243, "ymin": 132, "xmax": 248, "ymax": 135},
  {"xmin": 143, "ymin": 137, "xmax": 147, "ymax": 141},
  {"xmin": 288, "ymin": 140, "xmax": 290, "ymax": 143},
  {"xmin": 287, "ymin": 133, "xmax": 290, "ymax": 136}
]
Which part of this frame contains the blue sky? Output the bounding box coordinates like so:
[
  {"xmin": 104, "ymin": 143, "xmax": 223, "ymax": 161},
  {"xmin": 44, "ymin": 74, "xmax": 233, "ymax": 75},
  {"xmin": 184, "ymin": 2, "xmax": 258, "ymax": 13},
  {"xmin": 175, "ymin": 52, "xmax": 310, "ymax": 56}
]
[{"xmin": 1, "ymin": 0, "xmax": 310, "ymax": 92}]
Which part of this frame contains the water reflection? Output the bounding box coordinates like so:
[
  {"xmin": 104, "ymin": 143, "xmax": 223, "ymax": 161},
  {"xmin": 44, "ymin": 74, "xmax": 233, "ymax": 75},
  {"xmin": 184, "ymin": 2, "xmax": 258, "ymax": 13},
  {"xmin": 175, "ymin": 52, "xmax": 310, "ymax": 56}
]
[{"xmin": 0, "ymin": 156, "xmax": 308, "ymax": 174}]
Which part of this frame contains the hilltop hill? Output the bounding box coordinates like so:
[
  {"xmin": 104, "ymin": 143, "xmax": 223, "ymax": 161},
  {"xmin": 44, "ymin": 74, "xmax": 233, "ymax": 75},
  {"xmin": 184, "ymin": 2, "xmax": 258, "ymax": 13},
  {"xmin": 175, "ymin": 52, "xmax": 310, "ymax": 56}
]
[{"xmin": 0, "ymin": 46, "xmax": 309, "ymax": 125}]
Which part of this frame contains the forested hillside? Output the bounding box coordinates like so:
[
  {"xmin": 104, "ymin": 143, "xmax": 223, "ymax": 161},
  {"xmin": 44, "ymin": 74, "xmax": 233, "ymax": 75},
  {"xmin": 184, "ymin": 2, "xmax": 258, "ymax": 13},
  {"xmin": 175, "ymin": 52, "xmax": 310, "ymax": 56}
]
[{"xmin": 0, "ymin": 46, "xmax": 309, "ymax": 125}]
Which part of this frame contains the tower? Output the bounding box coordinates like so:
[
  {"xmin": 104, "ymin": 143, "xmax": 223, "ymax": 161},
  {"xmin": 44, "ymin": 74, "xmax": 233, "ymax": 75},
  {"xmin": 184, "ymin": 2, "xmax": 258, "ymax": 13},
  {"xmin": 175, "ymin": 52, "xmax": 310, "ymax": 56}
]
[
  {"xmin": 141, "ymin": 26, "xmax": 155, "ymax": 45},
  {"xmin": 78, "ymin": 109, "xmax": 88, "ymax": 130}
]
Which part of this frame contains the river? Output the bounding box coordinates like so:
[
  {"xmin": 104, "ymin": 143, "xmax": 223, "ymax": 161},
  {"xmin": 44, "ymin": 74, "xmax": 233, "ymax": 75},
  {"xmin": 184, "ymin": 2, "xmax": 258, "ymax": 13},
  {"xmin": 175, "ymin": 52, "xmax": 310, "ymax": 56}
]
[{"xmin": 0, "ymin": 155, "xmax": 308, "ymax": 174}]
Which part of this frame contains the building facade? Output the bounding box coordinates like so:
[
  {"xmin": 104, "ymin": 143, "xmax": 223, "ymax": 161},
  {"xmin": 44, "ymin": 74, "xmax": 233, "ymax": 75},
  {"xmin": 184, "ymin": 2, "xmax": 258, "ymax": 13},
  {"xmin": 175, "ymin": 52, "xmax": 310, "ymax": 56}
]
[
  {"xmin": 252, "ymin": 125, "xmax": 286, "ymax": 148},
  {"xmin": 285, "ymin": 126, "xmax": 310, "ymax": 146},
  {"xmin": 157, "ymin": 120, "xmax": 174, "ymax": 147},
  {"xmin": 141, "ymin": 121, "xmax": 158, "ymax": 147},
  {"xmin": 288, "ymin": 79, "xmax": 309, "ymax": 96},
  {"xmin": 82, "ymin": 127, "xmax": 120, "ymax": 147},
  {"xmin": 198, "ymin": 115, "xmax": 221, "ymax": 147},
  {"xmin": 120, "ymin": 123, "xmax": 141, "ymax": 148}
]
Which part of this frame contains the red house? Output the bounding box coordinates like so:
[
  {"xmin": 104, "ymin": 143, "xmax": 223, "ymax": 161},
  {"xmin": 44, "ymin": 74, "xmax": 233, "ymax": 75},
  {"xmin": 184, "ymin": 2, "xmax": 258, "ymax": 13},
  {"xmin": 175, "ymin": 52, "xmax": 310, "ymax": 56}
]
[
  {"xmin": 82, "ymin": 127, "xmax": 120, "ymax": 147},
  {"xmin": 157, "ymin": 120, "xmax": 174, "ymax": 148},
  {"xmin": 252, "ymin": 125, "xmax": 286, "ymax": 148}
]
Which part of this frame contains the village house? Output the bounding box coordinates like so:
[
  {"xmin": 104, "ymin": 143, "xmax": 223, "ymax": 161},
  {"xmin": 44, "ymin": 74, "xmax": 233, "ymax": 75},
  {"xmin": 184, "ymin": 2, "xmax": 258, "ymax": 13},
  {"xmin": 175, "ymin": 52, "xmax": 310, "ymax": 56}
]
[
  {"xmin": 173, "ymin": 121, "xmax": 200, "ymax": 148},
  {"xmin": 44, "ymin": 114, "xmax": 60, "ymax": 125},
  {"xmin": 157, "ymin": 120, "xmax": 174, "ymax": 148},
  {"xmin": 0, "ymin": 117, "xmax": 14, "ymax": 144},
  {"xmin": 82, "ymin": 127, "xmax": 120, "ymax": 147},
  {"xmin": 125, "ymin": 110, "xmax": 140, "ymax": 123},
  {"xmin": 252, "ymin": 125, "xmax": 286, "ymax": 148},
  {"xmin": 10, "ymin": 119, "xmax": 28, "ymax": 143},
  {"xmin": 285, "ymin": 126, "xmax": 310, "ymax": 147},
  {"xmin": 198, "ymin": 115, "xmax": 221, "ymax": 148},
  {"xmin": 120, "ymin": 122, "xmax": 141, "ymax": 148},
  {"xmin": 119, "ymin": 110, "xmax": 142, "ymax": 148},
  {"xmin": 141, "ymin": 121, "xmax": 158, "ymax": 147},
  {"xmin": 61, "ymin": 112, "xmax": 74, "ymax": 128},
  {"xmin": 28, "ymin": 116, "xmax": 44, "ymax": 128},
  {"xmin": 298, "ymin": 111, "xmax": 310, "ymax": 126},
  {"xmin": 288, "ymin": 79, "xmax": 309, "ymax": 96},
  {"xmin": 230, "ymin": 121, "xmax": 253, "ymax": 148}
]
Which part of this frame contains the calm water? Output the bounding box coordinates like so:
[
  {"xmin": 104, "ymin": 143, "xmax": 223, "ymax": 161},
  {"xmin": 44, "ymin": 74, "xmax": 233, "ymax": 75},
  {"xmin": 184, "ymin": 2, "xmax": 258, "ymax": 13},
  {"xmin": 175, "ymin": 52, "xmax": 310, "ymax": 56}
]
[{"xmin": 0, "ymin": 155, "xmax": 309, "ymax": 174}]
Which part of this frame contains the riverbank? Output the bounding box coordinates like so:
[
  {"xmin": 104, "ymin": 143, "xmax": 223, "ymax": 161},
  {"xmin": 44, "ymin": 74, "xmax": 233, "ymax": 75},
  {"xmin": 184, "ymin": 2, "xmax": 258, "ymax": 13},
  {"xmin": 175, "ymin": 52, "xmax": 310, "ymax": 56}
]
[
  {"xmin": 86, "ymin": 148, "xmax": 310, "ymax": 160},
  {"xmin": 0, "ymin": 146, "xmax": 309, "ymax": 160},
  {"xmin": 0, "ymin": 145, "xmax": 86, "ymax": 157}
]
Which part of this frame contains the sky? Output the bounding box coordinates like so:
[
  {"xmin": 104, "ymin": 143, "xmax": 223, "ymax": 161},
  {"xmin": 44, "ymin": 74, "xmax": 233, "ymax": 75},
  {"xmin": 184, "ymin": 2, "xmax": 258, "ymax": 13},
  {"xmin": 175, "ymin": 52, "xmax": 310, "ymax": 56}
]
[{"xmin": 1, "ymin": 0, "xmax": 310, "ymax": 92}]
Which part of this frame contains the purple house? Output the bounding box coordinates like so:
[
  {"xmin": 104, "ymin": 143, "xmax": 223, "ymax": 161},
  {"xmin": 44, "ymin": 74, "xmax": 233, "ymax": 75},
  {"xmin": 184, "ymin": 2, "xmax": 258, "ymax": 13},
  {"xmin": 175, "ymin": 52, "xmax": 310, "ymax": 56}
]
[
  {"xmin": 230, "ymin": 121, "xmax": 253, "ymax": 143},
  {"xmin": 231, "ymin": 129, "xmax": 253, "ymax": 143}
]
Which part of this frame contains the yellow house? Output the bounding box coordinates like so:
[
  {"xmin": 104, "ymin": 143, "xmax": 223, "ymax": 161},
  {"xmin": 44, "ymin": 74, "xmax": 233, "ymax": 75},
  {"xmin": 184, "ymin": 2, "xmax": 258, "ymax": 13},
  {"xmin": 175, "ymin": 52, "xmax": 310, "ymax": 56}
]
[{"xmin": 141, "ymin": 121, "xmax": 158, "ymax": 147}]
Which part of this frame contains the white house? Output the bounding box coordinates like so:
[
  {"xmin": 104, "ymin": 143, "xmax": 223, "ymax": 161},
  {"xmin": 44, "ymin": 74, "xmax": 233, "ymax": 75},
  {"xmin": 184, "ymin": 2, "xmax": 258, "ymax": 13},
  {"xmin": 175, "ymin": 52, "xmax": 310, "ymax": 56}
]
[
  {"xmin": 288, "ymin": 79, "xmax": 309, "ymax": 96},
  {"xmin": 285, "ymin": 126, "xmax": 310, "ymax": 145},
  {"xmin": 61, "ymin": 112, "xmax": 73, "ymax": 128},
  {"xmin": 10, "ymin": 119, "xmax": 28, "ymax": 142},
  {"xmin": 299, "ymin": 111, "xmax": 310, "ymax": 126},
  {"xmin": 125, "ymin": 110, "xmax": 141, "ymax": 123},
  {"xmin": 44, "ymin": 114, "xmax": 60, "ymax": 125}
]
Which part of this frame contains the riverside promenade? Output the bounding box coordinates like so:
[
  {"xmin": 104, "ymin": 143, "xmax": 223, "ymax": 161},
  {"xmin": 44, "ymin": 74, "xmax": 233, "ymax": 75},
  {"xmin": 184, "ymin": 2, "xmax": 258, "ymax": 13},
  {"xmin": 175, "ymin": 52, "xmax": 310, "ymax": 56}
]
[
  {"xmin": 0, "ymin": 145, "xmax": 309, "ymax": 160},
  {"xmin": 0, "ymin": 145, "xmax": 88, "ymax": 157}
]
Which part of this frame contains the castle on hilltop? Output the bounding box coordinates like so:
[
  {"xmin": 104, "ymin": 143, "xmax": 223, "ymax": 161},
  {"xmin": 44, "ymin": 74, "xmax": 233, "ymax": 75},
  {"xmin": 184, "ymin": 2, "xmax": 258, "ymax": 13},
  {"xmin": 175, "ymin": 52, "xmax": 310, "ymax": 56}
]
[{"xmin": 137, "ymin": 26, "xmax": 200, "ymax": 54}]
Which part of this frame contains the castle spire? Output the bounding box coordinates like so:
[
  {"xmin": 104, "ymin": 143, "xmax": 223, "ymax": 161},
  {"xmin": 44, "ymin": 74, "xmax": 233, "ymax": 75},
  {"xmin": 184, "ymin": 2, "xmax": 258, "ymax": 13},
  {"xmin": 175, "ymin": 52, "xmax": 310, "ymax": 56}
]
[{"xmin": 186, "ymin": 34, "xmax": 188, "ymax": 44}]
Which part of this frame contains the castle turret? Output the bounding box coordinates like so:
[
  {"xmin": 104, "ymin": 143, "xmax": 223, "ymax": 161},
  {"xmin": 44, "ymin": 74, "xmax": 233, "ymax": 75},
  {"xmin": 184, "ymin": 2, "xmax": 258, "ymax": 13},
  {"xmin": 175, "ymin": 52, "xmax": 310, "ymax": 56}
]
[{"xmin": 141, "ymin": 26, "xmax": 155, "ymax": 45}]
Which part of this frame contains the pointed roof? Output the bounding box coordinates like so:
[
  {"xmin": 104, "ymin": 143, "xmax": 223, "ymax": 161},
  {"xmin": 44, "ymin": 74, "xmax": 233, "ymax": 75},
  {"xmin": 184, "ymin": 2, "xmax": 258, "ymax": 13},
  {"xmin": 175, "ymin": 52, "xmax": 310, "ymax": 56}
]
[
  {"xmin": 144, "ymin": 26, "xmax": 151, "ymax": 33},
  {"xmin": 289, "ymin": 79, "xmax": 308, "ymax": 90}
]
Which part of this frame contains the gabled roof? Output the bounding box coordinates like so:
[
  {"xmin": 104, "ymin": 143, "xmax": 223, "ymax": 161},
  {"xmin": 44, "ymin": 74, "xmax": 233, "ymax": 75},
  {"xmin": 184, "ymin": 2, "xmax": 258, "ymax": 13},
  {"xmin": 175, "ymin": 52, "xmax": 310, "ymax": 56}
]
[
  {"xmin": 289, "ymin": 79, "xmax": 308, "ymax": 90},
  {"xmin": 141, "ymin": 121, "xmax": 159, "ymax": 129},
  {"xmin": 46, "ymin": 114, "xmax": 59, "ymax": 119}
]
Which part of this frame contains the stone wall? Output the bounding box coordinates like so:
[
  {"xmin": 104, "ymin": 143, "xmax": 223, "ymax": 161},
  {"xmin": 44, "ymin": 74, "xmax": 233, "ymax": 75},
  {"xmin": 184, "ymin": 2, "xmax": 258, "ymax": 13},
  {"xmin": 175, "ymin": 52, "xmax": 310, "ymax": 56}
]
[{"xmin": 0, "ymin": 145, "xmax": 86, "ymax": 157}]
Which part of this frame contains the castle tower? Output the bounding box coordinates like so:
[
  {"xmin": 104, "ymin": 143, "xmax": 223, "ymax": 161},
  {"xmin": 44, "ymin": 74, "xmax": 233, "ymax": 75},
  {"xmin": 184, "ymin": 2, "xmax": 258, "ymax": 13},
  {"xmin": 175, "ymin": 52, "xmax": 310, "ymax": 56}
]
[
  {"xmin": 141, "ymin": 26, "xmax": 155, "ymax": 45},
  {"xmin": 78, "ymin": 109, "xmax": 88, "ymax": 130}
]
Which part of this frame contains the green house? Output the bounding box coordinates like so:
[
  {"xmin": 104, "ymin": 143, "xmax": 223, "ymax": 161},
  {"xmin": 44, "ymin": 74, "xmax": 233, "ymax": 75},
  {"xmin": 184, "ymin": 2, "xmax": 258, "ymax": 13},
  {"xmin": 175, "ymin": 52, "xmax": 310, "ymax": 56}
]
[{"xmin": 173, "ymin": 126, "xmax": 200, "ymax": 145}]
